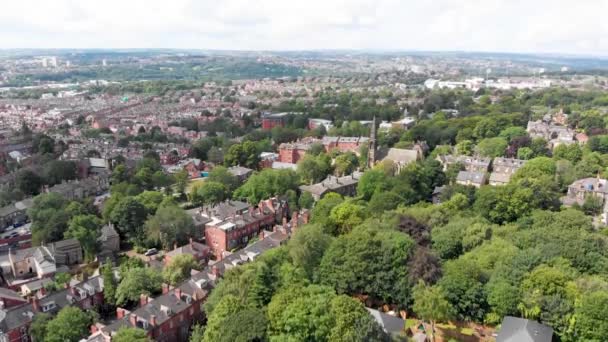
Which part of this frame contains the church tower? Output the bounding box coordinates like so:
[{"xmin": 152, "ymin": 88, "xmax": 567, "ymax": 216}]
[{"xmin": 368, "ymin": 116, "xmax": 377, "ymax": 168}]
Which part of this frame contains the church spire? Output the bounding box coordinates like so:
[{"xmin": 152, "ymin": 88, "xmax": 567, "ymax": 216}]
[{"xmin": 368, "ymin": 116, "xmax": 377, "ymax": 168}]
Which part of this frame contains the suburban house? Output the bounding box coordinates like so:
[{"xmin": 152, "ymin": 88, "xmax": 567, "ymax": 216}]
[
  {"xmin": 299, "ymin": 172, "xmax": 363, "ymax": 201},
  {"xmin": 278, "ymin": 136, "xmax": 369, "ymax": 164},
  {"xmin": 89, "ymin": 229, "xmax": 291, "ymax": 342},
  {"xmin": 456, "ymin": 171, "xmax": 487, "ymax": 188},
  {"xmin": 0, "ymin": 199, "xmax": 33, "ymax": 231},
  {"xmin": 0, "ymin": 276, "xmax": 105, "ymax": 342},
  {"xmin": 164, "ymin": 239, "xmax": 211, "ymax": 266},
  {"xmin": 561, "ymin": 177, "xmax": 608, "ymax": 207},
  {"xmin": 92, "ymin": 281, "xmax": 207, "ymax": 342},
  {"xmin": 45, "ymin": 175, "xmax": 109, "ymax": 201},
  {"xmin": 489, "ymin": 157, "xmax": 527, "ymax": 186},
  {"xmin": 97, "ymin": 223, "xmax": 120, "ymax": 261},
  {"xmin": 436, "ymin": 155, "xmax": 491, "ymax": 173},
  {"xmin": 227, "ymin": 166, "xmax": 253, "ymax": 182},
  {"xmin": 6, "ymin": 238, "xmax": 82, "ymax": 286},
  {"xmin": 194, "ymin": 198, "xmax": 289, "ymax": 259}
]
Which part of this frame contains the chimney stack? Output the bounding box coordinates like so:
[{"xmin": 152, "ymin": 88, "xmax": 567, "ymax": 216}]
[
  {"xmin": 211, "ymin": 265, "xmax": 220, "ymax": 277},
  {"xmin": 30, "ymin": 296, "xmax": 40, "ymax": 312},
  {"xmin": 129, "ymin": 314, "xmax": 137, "ymax": 327},
  {"xmin": 150, "ymin": 315, "xmax": 156, "ymax": 326},
  {"xmin": 175, "ymin": 288, "xmax": 182, "ymax": 300},
  {"xmin": 139, "ymin": 294, "xmax": 148, "ymax": 307},
  {"xmin": 116, "ymin": 307, "xmax": 125, "ymax": 319},
  {"xmin": 161, "ymin": 283, "xmax": 169, "ymax": 295}
]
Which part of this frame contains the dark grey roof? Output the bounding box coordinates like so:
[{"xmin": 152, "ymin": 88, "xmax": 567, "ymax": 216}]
[
  {"xmin": 497, "ymin": 316, "xmax": 553, "ymax": 342},
  {"xmin": 366, "ymin": 308, "xmax": 405, "ymax": 335},
  {"xmin": 0, "ymin": 288, "xmax": 26, "ymax": 303}
]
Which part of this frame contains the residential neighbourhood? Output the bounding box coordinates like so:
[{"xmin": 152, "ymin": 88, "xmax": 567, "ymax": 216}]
[{"xmin": 0, "ymin": 44, "xmax": 608, "ymax": 342}]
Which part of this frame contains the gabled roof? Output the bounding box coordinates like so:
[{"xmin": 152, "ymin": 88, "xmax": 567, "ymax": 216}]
[
  {"xmin": 366, "ymin": 308, "xmax": 405, "ymax": 335},
  {"xmin": 497, "ymin": 316, "xmax": 553, "ymax": 342}
]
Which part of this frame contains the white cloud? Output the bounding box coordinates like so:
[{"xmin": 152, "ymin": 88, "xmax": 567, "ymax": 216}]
[{"xmin": 0, "ymin": 0, "xmax": 606, "ymax": 54}]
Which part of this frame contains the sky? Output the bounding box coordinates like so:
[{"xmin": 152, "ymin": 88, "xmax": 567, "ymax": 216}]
[{"xmin": 1, "ymin": 0, "xmax": 607, "ymax": 55}]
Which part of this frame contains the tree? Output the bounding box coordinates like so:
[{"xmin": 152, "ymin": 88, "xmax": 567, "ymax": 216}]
[
  {"xmin": 288, "ymin": 224, "xmax": 333, "ymax": 279},
  {"xmin": 267, "ymin": 286, "xmax": 335, "ymax": 341},
  {"xmin": 413, "ymin": 281, "xmax": 454, "ymax": 342},
  {"xmin": 101, "ymin": 259, "xmax": 117, "ymax": 306},
  {"xmin": 215, "ymin": 308, "xmax": 268, "ymax": 342},
  {"xmin": 163, "ymin": 254, "xmax": 200, "ymax": 285},
  {"xmin": 29, "ymin": 192, "xmax": 70, "ymax": 245},
  {"xmin": 299, "ymin": 191, "xmax": 315, "ymax": 209},
  {"xmin": 16, "ymin": 169, "xmax": 43, "ymax": 196},
  {"xmin": 116, "ymin": 267, "xmax": 162, "ymax": 306},
  {"xmin": 328, "ymin": 295, "xmax": 390, "ymax": 342},
  {"xmin": 517, "ymin": 147, "xmax": 534, "ymax": 160},
  {"xmin": 191, "ymin": 181, "xmax": 228, "ymax": 206},
  {"xmin": 65, "ymin": 214, "xmax": 102, "ymax": 261},
  {"xmin": 113, "ymin": 327, "xmax": 150, "ymax": 342},
  {"xmin": 476, "ymin": 137, "xmax": 507, "ymax": 158},
  {"xmin": 203, "ymin": 295, "xmax": 242, "ymax": 342},
  {"xmin": 329, "ymin": 202, "xmax": 366, "ymax": 234},
  {"xmin": 224, "ymin": 141, "xmax": 260, "ymax": 169},
  {"xmin": 297, "ymin": 154, "xmax": 332, "ymax": 185},
  {"xmin": 109, "ymin": 197, "xmax": 148, "ymax": 243},
  {"xmin": 357, "ymin": 169, "xmax": 391, "ymax": 200},
  {"xmin": 499, "ymin": 126, "xmax": 528, "ymax": 142},
  {"xmin": 189, "ymin": 324, "xmax": 205, "ymax": 342},
  {"xmin": 207, "ymin": 146, "xmax": 224, "ymax": 164},
  {"xmin": 310, "ymin": 193, "xmax": 343, "ymax": 234},
  {"xmin": 208, "ymin": 166, "xmax": 239, "ymax": 192},
  {"xmin": 135, "ymin": 191, "xmax": 165, "ymax": 214},
  {"xmin": 29, "ymin": 312, "xmax": 52, "ymax": 342},
  {"xmin": 45, "ymin": 307, "xmax": 95, "ymax": 342},
  {"xmin": 553, "ymin": 143, "xmax": 583, "ymax": 163},
  {"xmin": 408, "ymin": 247, "xmax": 442, "ymax": 285},
  {"xmin": 43, "ymin": 160, "xmax": 78, "ymax": 186},
  {"xmin": 455, "ymin": 140, "xmax": 474, "ymax": 156},
  {"xmin": 438, "ymin": 259, "xmax": 488, "ymax": 322},
  {"xmin": 234, "ymin": 169, "xmax": 299, "ymax": 204},
  {"xmin": 174, "ymin": 169, "xmax": 189, "ymax": 196},
  {"xmin": 334, "ymin": 152, "xmax": 359, "ymax": 176},
  {"xmin": 573, "ymin": 290, "xmax": 608, "ymax": 341},
  {"xmin": 318, "ymin": 225, "xmax": 414, "ymax": 306},
  {"xmin": 145, "ymin": 204, "xmax": 195, "ymax": 250},
  {"xmin": 512, "ymin": 157, "xmax": 556, "ymax": 181},
  {"xmin": 111, "ymin": 165, "xmax": 130, "ymax": 184}
]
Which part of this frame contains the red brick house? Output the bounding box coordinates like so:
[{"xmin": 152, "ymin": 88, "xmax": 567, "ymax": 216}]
[
  {"xmin": 164, "ymin": 239, "xmax": 211, "ymax": 266},
  {"xmin": 94, "ymin": 281, "xmax": 207, "ymax": 342},
  {"xmin": 278, "ymin": 136, "xmax": 369, "ymax": 164},
  {"xmin": 261, "ymin": 113, "xmax": 288, "ymax": 130},
  {"xmin": 0, "ymin": 276, "xmax": 105, "ymax": 342},
  {"xmin": 197, "ymin": 198, "xmax": 289, "ymax": 259}
]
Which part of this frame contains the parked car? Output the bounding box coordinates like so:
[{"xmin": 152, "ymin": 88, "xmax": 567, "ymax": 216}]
[{"xmin": 144, "ymin": 248, "xmax": 158, "ymax": 256}]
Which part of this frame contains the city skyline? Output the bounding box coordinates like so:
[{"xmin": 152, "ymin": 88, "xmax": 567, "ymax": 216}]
[{"xmin": 1, "ymin": 0, "xmax": 608, "ymax": 55}]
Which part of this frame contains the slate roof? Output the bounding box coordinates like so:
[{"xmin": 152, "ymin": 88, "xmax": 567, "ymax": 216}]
[
  {"xmin": 489, "ymin": 172, "xmax": 512, "ymax": 184},
  {"xmin": 366, "ymin": 308, "xmax": 405, "ymax": 336},
  {"xmin": 383, "ymin": 148, "xmax": 419, "ymax": 165},
  {"xmin": 496, "ymin": 316, "xmax": 553, "ymax": 342},
  {"xmin": 299, "ymin": 172, "xmax": 362, "ymax": 196},
  {"xmin": 456, "ymin": 171, "xmax": 487, "ymax": 185}
]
